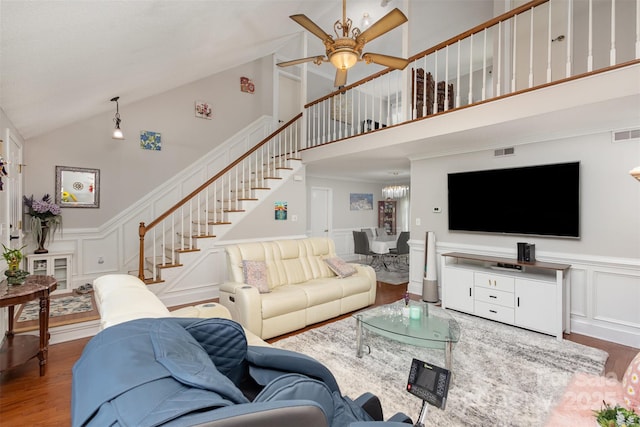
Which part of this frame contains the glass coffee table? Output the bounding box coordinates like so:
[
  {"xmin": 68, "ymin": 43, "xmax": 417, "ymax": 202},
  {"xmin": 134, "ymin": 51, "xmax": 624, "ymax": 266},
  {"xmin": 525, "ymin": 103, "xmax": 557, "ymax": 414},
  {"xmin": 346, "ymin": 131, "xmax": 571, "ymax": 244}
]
[{"xmin": 353, "ymin": 301, "xmax": 461, "ymax": 372}]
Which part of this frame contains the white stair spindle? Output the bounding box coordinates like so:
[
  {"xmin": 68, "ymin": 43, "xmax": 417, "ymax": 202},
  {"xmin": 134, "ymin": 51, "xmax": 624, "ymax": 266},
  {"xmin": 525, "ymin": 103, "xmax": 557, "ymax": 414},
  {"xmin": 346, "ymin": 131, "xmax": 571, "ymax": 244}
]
[
  {"xmin": 529, "ymin": 7, "xmax": 534, "ymax": 88},
  {"xmin": 469, "ymin": 34, "xmax": 474, "ymax": 105},
  {"xmin": 547, "ymin": 2, "xmax": 552, "ymax": 82},
  {"xmin": 588, "ymin": 0, "xmax": 593, "ymax": 71},
  {"xmin": 610, "ymin": 0, "xmax": 617, "ymax": 65},
  {"xmin": 512, "ymin": 14, "xmax": 518, "ymax": 92}
]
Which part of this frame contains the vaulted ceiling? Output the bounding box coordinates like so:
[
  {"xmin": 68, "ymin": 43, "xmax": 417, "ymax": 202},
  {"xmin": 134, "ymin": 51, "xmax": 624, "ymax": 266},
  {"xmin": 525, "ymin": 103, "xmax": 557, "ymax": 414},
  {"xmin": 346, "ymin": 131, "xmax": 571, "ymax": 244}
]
[{"xmin": 0, "ymin": 0, "xmax": 495, "ymax": 140}]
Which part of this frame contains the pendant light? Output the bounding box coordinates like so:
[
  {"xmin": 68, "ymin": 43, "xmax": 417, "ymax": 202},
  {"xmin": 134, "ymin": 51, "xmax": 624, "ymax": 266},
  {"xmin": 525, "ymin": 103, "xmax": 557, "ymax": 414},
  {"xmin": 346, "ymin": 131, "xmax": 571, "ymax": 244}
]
[{"xmin": 110, "ymin": 96, "xmax": 124, "ymax": 140}]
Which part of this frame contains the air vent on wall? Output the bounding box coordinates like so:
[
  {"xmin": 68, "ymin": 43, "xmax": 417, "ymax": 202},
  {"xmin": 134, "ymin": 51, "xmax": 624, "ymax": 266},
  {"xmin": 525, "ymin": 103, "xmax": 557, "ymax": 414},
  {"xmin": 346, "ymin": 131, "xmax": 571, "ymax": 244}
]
[
  {"xmin": 612, "ymin": 128, "xmax": 640, "ymax": 142},
  {"xmin": 494, "ymin": 147, "xmax": 515, "ymax": 157}
]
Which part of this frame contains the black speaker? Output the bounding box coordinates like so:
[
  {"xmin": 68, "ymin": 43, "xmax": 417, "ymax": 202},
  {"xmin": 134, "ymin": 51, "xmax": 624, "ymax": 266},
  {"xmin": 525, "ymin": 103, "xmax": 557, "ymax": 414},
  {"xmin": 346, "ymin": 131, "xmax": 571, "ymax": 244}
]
[{"xmin": 517, "ymin": 242, "xmax": 536, "ymax": 263}]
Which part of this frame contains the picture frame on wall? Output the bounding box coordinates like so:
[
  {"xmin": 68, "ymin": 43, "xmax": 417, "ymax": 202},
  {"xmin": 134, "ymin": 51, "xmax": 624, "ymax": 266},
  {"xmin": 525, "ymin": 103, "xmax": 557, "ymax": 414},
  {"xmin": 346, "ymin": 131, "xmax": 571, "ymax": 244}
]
[
  {"xmin": 350, "ymin": 193, "xmax": 373, "ymax": 211},
  {"xmin": 275, "ymin": 201, "xmax": 287, "ymax": 220},
  {"xmin": 195, "ymin": 101, "xmax": 212, "ymax": 119}
]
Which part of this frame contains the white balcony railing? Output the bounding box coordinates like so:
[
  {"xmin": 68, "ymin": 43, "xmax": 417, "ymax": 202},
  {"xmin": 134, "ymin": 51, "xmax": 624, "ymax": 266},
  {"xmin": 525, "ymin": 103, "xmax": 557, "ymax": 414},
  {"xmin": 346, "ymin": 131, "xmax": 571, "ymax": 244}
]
[{"xmin": 303, "ymin": 0, "xmax": 640, "ymax": 149}]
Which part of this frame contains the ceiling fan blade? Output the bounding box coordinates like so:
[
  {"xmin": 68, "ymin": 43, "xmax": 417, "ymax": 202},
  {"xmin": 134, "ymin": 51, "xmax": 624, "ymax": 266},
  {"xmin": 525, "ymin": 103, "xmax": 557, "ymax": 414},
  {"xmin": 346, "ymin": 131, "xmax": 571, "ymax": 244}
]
[
  {"xmin": 334, "ymin": 69, "xmax": 348, "ymax": 87},
  {"xmin": 362, "ymin": 53, "xmax": 409, "ymax": 70},
  {"xmin": 277, "ymin": 56, "xmax": 326, "ymax": 68},
  {"xmin": 290, "ymin": 14, "xmax": 334, "ymax": 43},
  {"xmin": 356, "ymin": 8, "xmax": 407, "ymax": 44}
]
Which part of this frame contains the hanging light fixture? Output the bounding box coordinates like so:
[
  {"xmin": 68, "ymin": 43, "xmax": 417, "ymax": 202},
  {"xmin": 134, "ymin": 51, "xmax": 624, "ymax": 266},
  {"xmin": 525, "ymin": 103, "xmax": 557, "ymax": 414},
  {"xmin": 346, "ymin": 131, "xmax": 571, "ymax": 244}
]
[
  {"xmin": 110, "ymin": 96, "xmax": 124, "ymax": 140},
  {"xmin": 382, "ymin": 184, "xmax": 409, "ymax": 199}
]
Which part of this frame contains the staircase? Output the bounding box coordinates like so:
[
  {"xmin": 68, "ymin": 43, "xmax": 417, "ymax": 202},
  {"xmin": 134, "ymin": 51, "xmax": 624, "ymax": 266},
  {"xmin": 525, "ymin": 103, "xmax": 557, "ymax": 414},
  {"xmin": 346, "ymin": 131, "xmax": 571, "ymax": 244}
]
[{"xmin": 138, "ymin": 113, "xmax": 303, "ymax": 285}]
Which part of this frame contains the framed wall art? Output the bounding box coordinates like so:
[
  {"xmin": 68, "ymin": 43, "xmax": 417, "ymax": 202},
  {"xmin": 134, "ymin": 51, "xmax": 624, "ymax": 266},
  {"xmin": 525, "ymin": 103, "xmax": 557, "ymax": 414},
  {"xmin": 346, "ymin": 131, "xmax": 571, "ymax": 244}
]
[
  {"xmin": 275, "ymin": 201, "xmax": 287, "ymax": 220},
  {"xmin": 349, "ymin": 193, "xmax": 373, "ymax": 211},
  {"xmin": 195, "ymin": 101, "xmax": 212, "ymax": 119},
  {"xmin": 55, "ymin": 166, "xmax": 100, "ymax": 208},
  {"xmin": 140, "ymin": 130, "xmax": 162, "ymax": 151}
]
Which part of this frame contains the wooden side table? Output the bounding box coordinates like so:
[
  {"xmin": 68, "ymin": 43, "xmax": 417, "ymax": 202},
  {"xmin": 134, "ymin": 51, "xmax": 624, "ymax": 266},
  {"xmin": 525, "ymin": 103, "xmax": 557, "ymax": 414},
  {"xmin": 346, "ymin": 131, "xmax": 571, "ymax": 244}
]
[{"xmin": 0, "ymin": 275, "xmax": 57, "ymax": 376}]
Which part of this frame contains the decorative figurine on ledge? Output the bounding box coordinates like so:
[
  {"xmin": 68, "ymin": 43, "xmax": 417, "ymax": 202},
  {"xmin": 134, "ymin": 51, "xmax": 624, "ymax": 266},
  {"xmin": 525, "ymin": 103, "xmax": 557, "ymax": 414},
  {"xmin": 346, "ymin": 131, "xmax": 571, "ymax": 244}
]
[{"xmin": 2, "ymin": 244, "xmax": 29, "ymax": 285}]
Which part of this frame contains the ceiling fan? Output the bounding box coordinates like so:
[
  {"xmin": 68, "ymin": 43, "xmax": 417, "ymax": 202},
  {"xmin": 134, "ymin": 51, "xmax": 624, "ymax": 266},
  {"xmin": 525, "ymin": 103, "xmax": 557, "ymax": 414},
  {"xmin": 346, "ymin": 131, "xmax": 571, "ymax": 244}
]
[{"xmin": 277, "ymin": 0, "xmax": 409, "ymax": 87}]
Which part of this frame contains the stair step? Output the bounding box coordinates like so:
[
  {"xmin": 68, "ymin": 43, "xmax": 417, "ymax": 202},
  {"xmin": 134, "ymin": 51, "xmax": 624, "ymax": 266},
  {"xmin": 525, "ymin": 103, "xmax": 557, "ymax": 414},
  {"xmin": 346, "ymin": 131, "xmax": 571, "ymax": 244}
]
[
  {"xmin": 163, "ymin": 244, "xmax": 199, "ymax": 254},
  {"xmin": 177, "ymin": 232, "xmax": 218, "ymax": 239},
  {"xmin": 143, "ymin": 277, "xmax": 165, "ymax": 285},
  {"xmin": 145, "ymin": 256, "xmax": 183, "ymax": 269},
  {"xmin": 192, "ymin": 220, "xmax": 233, "ymax": 226}
]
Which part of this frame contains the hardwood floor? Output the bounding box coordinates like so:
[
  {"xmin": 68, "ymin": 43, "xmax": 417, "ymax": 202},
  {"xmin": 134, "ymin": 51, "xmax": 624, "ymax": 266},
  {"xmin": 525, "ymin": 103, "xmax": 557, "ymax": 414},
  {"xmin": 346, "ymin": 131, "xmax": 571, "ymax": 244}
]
[{"xmin": 0, "ymin": 282, "xmax": 637, "ymax": 426}]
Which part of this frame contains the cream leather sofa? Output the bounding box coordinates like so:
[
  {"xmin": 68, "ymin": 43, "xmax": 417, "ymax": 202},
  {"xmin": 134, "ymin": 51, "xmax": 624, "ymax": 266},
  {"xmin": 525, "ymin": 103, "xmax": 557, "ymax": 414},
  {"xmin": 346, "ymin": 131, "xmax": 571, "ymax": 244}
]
[
  {"xmin": 92, "ymin": 274, "xmax": 268, "ymax": 346},
  {"xmin": 219, "ymin": 237, "xmax": 377, "ymax": 340}
]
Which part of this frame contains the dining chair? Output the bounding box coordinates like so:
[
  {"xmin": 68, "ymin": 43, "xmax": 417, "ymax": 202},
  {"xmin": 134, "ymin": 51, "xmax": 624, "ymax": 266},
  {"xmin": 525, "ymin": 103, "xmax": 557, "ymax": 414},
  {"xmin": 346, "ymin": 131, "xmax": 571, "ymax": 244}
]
[
  {"xmin": 361, "ymin": 228, "xmax": 374, "ymax": 244},
  {"xmin": 389, "ymin": 231, "xmax": 410, "ymax": 268},
  {"xmin": 353, "ymin": 231, "xmax": 385, "ymax": 270}
]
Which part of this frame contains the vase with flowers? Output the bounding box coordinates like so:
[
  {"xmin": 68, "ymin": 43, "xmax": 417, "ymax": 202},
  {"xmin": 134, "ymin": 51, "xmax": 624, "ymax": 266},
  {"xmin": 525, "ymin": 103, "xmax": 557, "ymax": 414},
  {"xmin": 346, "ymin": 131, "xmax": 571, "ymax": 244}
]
[{"xmin": 23, "ymin": 194, "xmax": 62, "ymax": 254}]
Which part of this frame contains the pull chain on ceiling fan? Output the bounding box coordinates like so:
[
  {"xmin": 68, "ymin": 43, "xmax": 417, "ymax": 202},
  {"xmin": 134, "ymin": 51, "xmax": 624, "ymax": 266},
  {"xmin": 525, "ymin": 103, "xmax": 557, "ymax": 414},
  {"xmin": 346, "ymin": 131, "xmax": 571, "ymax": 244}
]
[{"xmin": 277, "ymin": 0, "xmax": 409, "ymax": 87}]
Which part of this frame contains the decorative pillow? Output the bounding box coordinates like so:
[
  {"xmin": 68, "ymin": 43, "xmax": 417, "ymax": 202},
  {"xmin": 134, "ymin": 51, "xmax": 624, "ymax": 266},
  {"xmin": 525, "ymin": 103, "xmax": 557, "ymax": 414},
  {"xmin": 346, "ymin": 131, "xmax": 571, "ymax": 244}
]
[
  {"xmin": 242, "ymin": 260, "xmax": 270, "ymax": 293},
  {"xmin": 623, "ymin": 351, "xmax": 640, "ymax": 411},
  {"xmin": 324, "ymin": 257, "xmax": 357, "ymax": 278}
]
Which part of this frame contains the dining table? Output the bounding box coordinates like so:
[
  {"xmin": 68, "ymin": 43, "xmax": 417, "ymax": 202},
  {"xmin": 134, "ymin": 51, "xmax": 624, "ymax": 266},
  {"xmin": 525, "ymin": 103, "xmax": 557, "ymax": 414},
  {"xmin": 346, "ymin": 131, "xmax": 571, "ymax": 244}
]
[
  {"xmin": 369, "ymin": 237, "xmax": 397, "ymax": 255},
  {"xmin": 369, "ymin": 237, "xmax": 397, "ymax": 271}
]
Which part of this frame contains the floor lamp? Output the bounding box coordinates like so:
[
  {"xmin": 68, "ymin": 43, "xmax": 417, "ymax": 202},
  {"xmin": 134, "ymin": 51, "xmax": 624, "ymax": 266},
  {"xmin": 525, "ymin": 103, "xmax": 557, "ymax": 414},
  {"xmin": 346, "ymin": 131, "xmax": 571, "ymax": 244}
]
[{"xmin": 422, "ymin": 231, "xmax": 439, "ymax": 303}]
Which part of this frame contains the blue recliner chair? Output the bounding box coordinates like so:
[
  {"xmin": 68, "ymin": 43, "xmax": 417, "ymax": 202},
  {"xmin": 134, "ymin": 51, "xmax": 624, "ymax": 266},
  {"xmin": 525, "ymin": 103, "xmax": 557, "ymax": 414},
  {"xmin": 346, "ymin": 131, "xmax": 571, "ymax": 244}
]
[{"xmin": 72, "ymin": 317, "xmax": 412, "ymax": 427}]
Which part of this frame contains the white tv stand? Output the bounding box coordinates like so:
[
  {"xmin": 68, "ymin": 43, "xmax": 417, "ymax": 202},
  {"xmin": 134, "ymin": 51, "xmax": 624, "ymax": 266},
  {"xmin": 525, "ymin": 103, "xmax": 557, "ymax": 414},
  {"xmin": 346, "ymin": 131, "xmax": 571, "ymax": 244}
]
[{"xmin": 441, "ymin": 252, "xmax": 571, "ymax": 340}]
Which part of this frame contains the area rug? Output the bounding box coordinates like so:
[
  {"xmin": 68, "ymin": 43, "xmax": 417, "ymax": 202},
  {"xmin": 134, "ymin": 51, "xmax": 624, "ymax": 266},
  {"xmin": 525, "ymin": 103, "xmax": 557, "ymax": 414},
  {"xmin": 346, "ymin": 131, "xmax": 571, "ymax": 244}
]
[
  {"xmin": 17, "ymin": 292, "xmax": 93, "ymax": 322},
  {"xmin": 375, "ymin": 269, "xmax": 409, "ymax": 285},
  {"xmin": 272, "ymin": 310, "xmax": 608, "ymax": 426}
]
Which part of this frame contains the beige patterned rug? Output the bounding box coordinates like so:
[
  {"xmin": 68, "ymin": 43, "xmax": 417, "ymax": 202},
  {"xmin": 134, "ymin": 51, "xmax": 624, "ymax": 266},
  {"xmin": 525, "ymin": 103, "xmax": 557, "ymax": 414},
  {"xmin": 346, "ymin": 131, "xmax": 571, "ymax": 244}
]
[{"xmin": 272, "ymin": 309, "xmax": 608, "ymax": 426}]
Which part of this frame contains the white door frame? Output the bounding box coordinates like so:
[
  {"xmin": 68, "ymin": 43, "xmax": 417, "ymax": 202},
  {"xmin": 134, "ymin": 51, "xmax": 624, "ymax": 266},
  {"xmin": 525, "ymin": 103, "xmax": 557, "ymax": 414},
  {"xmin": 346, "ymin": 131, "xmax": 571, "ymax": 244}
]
[{"xmin": 4, "ymin": 128, "xmax": 24, "ymax": 249}]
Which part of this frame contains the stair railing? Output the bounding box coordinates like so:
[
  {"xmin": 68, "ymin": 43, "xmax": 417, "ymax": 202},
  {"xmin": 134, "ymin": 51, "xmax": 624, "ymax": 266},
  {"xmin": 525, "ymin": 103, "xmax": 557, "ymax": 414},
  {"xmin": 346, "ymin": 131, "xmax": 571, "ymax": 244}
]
[
  {"xmin": 304, "ymin": 0, "xmax": 639, "ymax": 148},
  {"xmin": 138, "ymin": 113, "xmax": 302, "ymax": 281}
]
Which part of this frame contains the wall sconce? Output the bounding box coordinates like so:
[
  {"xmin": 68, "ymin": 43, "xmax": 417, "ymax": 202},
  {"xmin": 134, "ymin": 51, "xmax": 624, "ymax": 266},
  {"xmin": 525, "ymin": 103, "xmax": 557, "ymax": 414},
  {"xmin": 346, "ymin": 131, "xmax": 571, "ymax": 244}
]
[
  {"xmin": 630, "ymin": 166, "xmax": 640, "ymax": 181},
  {"xmin": 110, "ymin": 96, "xmax": 124, "ymax": 140}
]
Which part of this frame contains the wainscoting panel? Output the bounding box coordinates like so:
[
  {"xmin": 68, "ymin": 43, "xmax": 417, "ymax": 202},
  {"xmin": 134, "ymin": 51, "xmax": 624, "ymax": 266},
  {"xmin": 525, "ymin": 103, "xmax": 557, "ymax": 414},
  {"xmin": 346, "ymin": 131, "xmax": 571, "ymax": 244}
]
[
  {"xmin": 593, "ymin": 270, "xmax": 640, "ymax": 326},
  {"xmin": 82, "ymin": 229, "xmax": 119, "ymax": 275},
  {"xmin": 569, "ymin": 267, "xmax": 588, "ymax": 318}
]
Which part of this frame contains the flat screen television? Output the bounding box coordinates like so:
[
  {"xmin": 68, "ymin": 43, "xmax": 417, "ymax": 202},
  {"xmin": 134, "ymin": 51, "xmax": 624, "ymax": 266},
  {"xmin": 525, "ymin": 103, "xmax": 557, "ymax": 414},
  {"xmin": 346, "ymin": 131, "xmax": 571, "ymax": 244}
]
[{"xmin": 447, "ymin": 162, "xmax": 580, "ymax": 238}]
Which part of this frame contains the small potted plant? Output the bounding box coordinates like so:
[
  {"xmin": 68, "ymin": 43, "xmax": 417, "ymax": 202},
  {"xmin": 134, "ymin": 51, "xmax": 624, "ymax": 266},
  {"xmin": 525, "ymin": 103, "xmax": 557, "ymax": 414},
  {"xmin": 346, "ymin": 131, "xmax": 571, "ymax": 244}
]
[
  {"xmin": 2, "ymin": 244, "xmax": 29, "ymax": 285},
  {"xmin": 594, "ymin": 402, "xmax": 640, "ymax": 427}
]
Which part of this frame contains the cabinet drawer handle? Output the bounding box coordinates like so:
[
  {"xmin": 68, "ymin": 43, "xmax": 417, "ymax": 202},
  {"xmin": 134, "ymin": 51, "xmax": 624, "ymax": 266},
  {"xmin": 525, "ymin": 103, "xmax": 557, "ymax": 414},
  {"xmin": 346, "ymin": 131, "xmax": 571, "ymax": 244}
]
[
  {"xmin": 489, "ymin": 309, "xmax": 497, "ymax": 314},
  {"xmin": 489, "ymin": 295, "xmax": 497, "ymax": 299}
]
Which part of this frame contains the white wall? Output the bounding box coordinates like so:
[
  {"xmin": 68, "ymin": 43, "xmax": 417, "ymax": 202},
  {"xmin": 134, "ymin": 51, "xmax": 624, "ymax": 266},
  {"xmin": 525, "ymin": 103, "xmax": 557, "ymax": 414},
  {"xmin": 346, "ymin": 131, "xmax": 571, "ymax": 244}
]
[
  {"xmin": 411, "ymin": 131, "xmax": 640, "ymax": 258},
  {"xmin": 221, "ymin": 168, "xmax": 308, "ymax": 241},
  {"xmin": 24, "ymin": 57, "xmax": 274, "ymax": 229}
]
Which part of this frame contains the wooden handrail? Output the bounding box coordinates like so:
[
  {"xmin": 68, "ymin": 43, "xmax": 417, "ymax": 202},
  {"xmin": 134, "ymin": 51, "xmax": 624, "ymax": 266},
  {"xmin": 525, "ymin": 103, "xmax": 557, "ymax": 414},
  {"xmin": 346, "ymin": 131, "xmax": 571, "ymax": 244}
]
[
  {"xmin": 138, "ymin": 112, "xmax": 302, "ymax": 279},
  {"xmin": 305, "ymin": 0, "xmax": 549, "ymax": 109}
]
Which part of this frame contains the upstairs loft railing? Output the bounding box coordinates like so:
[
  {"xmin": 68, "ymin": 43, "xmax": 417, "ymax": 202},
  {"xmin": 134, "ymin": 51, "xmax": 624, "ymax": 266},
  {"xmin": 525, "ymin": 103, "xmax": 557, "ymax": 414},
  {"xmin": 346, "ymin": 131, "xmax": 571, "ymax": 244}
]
[
  {"xmin": 303, "ymin": 0, "xmax": 640, "ymax": 148},
  {"xmin": 137, "ymin": 114, "xmax": 302, "ymax": 281}
]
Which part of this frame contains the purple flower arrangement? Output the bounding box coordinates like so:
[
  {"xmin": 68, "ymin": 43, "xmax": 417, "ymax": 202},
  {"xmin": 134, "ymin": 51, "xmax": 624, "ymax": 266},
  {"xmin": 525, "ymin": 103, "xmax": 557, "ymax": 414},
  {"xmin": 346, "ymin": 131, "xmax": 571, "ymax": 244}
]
[
  {"xmin": 23, "ymin": 194, "xmax": 63, "ymax": 249},
  {"xmin": 24, "ymin": 194, "xmax": 61, "ymax": 219}
]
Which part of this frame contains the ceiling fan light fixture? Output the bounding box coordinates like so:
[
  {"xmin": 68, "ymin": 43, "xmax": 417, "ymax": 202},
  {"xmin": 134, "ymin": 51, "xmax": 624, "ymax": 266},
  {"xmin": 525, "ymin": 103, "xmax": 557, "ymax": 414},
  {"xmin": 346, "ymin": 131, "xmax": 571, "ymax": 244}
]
[{"xmin": 329, "ymin": 49, "xmax": 359, "ymax": 70}]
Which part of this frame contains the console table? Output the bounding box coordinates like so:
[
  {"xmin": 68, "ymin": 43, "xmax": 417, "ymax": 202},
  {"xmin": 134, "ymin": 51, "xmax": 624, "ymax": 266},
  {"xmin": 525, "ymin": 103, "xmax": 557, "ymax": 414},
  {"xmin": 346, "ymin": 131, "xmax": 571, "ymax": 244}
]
[
  {"xmin": 441, "ymin": 252, "xmax": 570, "ymax": 340},
  {"xmin": 0, "ymin": 275, "xmax": 57, "ymax": 376}
]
